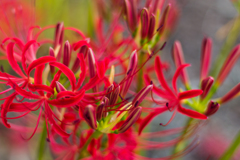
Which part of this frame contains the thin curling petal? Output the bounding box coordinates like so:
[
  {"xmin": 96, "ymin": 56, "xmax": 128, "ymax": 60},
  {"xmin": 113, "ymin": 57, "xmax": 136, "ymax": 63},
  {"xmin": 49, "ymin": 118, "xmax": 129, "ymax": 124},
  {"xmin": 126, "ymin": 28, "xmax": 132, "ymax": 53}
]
[
  {"xmin": 76, "ymin": 53, "xmax": 86, "ymax": 89},
  {"xmin": 219, "ymin": 83, "xmax": 240, "ymax": 104},
  {"xmin": 63, "ymin": 41, "xmax": 71, "ymax": 67},
  {"xmin": 147, "ymin": 14, "xmax": 156, "ymax": 39},
  {"xmin": 172, "ymin": 64, "xmax": 190, "ymax": 93},
  {"xmin": 47, "ymin": 70, "xmax": 62, "ymax": 98},
  {"xmin": 132, "ymin": 84, "xmax": 153, "ymax": 107},
  {"xmin": 200, "ymin": 76, "xmax": 214, "ymax": 100},
  {"xmin": 22, "ymin": 40, "xmax": 39, "ymax": 73},
  {"xmin": 118, "ymin": 106, "xmax": 142, "ymax": 133},
  {"xmin": 28, "ymin": 83, "xmax": 54, "ymax": 95},
  {"xmin": 155, "ymin": 56, "xmax": 175, "ymax": 97},
  {"xmin": 216, "ymin": 45, "xmax": 240, "ymax": 85},
  {"xmin": 49, "ymin": 47, "xmax": 56, "ymax": 74},
  {"xmin": 138, "ymin": 107, "xmax": 168, "ymax": 135},
  {"xmin": 178, "ymin": 90, "xmax": 203, "ymax": 100},
  {"xmin": 172, "ymin": 41, "xmax": 189, "ymax": 86},
  {"xmin": 178, "ymin": 105, "xmax": 207, "ymax": 119},
  {"xmin": 1, "ymin": 93, "xmax": 16, "ymax": 128},
  {"xmin": 200, "ymin": 38, "xmax": 212, "ymax": 80},
  {"xmin": 83, "ymin": 105, "xmax": 97, "ymax": 130},
  {"xmin": 49, "ymin": 61, "xmax": 76, "ymax": 91},
  {"xmin": 27, "ymin": 56, "xmax": 56, "ymax": 76},
  {"xmin": 158, "ymin": 4, "xmax": 171, "ymax": 35},
  {"xmin": 72, "ymin": 40, "xmax": 90, "ymax": 51},
  {"xmin": 6, "ymin": 42, "xmax": 25, "ymax": 78},
  {"xmin": 141, "ymin": 8, "xmax": 149, "ymax": 39},
  {"xmin": 34, "ymin": 64, "xmax": 45, "ymax": 96},
  {"xmin": 205, "ymin": 101, "xmax": 220, "ymax": 116},
  {"xmin": 47, "ymin": 90, "xmax": 85, "ymax": 108}
]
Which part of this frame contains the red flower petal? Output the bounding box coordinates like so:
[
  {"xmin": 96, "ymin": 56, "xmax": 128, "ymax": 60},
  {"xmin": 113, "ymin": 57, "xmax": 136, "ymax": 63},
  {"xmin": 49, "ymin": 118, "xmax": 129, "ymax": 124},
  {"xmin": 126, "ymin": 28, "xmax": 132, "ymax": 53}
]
[
  {"xmin": 47, "ymin": 90, "xmax": 85, "ymax": 108},
  {"xmin": 82, "ymin": 75, "xmax": 99, "ymax": 91},
  {"xmin": 34, "ymin": 65, "xmax": 45, "ymax": 96},
  {"xmin": 28, "ymin": 83, "xmax": 54, "ymax": 95},
  {"xmin": 46, "ymin": 70, "xmax": 62, "ymax": 98},
  {"xmin": 172, "ymin": 64, "xmax": 190, "ymax": 93},
  {"xmin": 1, "ymin": 93, "xmax": 16, "ymax": 128},
  {"xmin": 27, "ymin": 56, "xmax": 56, "ymax": 76},
  {"xmin": 76, "ymin": 53, "xmax": 86, "ymax": 89},
  {"xmin": 9, "ymin": 100, "xmax": 43, "ymax": 112},
  {"xmin": 72, "ymin": 40, "xmax": 90, "ymax": 51},
  {"xmin": 49, "ymin": 61, "xmax": 76, "ymax": 91},
  {"xmin": 22, "ymin": 40, "xmax": 39, "ymax": 73},
  {"xmin": 138, "ymin": 107, "xmax": 168, "ymax": 135},
  {"xmin": 155, "ymin": 56, "xmax": 175, "ymax": 97},
  {"xmin": 178, "ymin": 105, "xmax": 207, "ymax": 120},
  {"xmin": 178, "ymin": 89, "xmax": 203, "ymax": 100},
  {"xmin": 56, "ymin": 91, "xmax": 76, "ymax": 99},
  {"xmin": 6, "ymin": 42, "xmax": 26, "ymax": 78}
]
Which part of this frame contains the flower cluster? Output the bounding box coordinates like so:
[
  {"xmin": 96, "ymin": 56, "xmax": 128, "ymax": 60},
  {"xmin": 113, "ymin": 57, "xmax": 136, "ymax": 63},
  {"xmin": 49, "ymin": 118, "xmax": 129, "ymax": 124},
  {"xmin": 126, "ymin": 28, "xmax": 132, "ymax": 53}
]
[{"xmin": 0, "ymin": 0, "xmax": 239, "ymax": 159}]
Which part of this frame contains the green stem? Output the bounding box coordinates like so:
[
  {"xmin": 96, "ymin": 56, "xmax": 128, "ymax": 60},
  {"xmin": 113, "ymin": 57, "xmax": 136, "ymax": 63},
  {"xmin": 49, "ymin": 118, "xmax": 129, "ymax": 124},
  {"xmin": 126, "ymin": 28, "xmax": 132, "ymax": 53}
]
[
  {"xmin": 37, "ymin": 123, "xmax": 47, "ymax": 160},
  {"xmin": 220, "ymin": 130, "xmax": 240, "ymax": 160},
  {"xmin": 173, "ymin": 118, "xmax": 195, "ymax": 159},
  {"xmin": 210, "ymin": 16, "xmax": 240, "ymax": 78}
]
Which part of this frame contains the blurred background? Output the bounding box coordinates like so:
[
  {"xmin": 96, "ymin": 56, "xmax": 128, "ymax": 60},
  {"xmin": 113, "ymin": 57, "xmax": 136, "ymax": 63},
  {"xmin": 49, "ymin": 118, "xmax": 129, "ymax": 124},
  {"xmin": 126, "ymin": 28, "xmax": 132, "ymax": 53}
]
[{"xmin": 0, "ymin": 0, "xmax": 240, "ymax": 159}]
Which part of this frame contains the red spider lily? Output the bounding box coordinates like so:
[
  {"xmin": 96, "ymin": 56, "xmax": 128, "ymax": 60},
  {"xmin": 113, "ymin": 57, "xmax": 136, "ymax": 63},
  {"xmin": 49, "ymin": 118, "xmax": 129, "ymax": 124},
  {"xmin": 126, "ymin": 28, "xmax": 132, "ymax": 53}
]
[{"xmin": 139, "ymin": 56, "xmax": 207, "ymax": 134}]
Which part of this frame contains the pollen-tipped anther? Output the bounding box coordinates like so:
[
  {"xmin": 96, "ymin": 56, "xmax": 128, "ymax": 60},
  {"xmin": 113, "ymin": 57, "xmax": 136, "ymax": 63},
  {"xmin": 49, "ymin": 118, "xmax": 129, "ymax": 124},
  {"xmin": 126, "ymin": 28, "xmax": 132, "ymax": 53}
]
[
  {"xmin": 63, "ymin": 41, "xmax": 71, "ymax": 67},
  {"xmin": 205, "ymin": 101, "xmax": 220, "ymax": 116},
  {"xmin": 118, "ymin": 106, "xmax": 142, "ymax": 133},
  {"xmin": 83, "ymin": 105, "xmax": 97, "ymax": 130},
  {"xmin": 200, "ymin": 76, "xmax": 214, "ymax": 100}
]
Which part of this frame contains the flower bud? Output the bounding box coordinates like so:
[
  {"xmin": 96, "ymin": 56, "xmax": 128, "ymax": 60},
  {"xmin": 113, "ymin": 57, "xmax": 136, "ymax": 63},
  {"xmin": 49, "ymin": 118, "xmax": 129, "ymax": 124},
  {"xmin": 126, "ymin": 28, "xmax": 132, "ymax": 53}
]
[
  {"xmin": 118, "ymin": 106, "xmax": 142, "ymax": 133},
  {"xmin": 141, "ymin": 8, "xmax": 149, "ymax": 39},
  {"xmin": 147, "ymin": 14, "xmax": 156, "ymax": 39},
  {"xmin": 200, "ymin": 38, "xmax": 212, "ymax": 80},
  {"xmin": 120, "ymin": 50, "xmax": 138, "ymax": 97},
  {"xmin": 158, "ymin": 4, "xmax": 171, "ymax": 36},
  {"xmin": 132, "ymin": 84, "xmax": 153, "ymax": 107},
  {"xmin": 106, "ymin": 85, "xmax": 120, "ymax": 106},
  {"xmin": 205, "ymin": 101, "xmax": 220, "ymax": 116},
  {"xmin": 96, "ymin": 97, "xmax": 109, "ymax": 121},
  {"xmin": 63, "ymin": 41, "xmax": 71, "ymax": 67},
  {"xmin": 200, "ymin": 76, "xmax": 214, "ymax": 100},
  {"xmin": 49, "ymin": 47, "xmax": 55, "ymax": 74},
  {"xmin": 54, "ymin": 22, "xmax": 64, "ymax": 61},
  {"xmin": 88, "ymin": 48, "xmax": 97, "ymax": 92},
  {"xmin": 216, "ymin": 45, "xmax": 240, "ymax": 85},
  {"xmin": 172, "ymin": 41, "xmax": 189, "ymax": 85},
  {"xmin": 124, "ymin": 0, "xmax": 138, "ymax": 34},
  {"xmin": 83, "ymin": 105, "xmax": 97, "ymax": 130},
  {"xmin": 55, "ymin": 81, "xmax": 67, "ymax": 93},
  {"xmin": 54, "ymin": 22, "xmax": 64, "ymax": 48},
  {"xmin": 219, "ymin": 83, "xmax": 240, "ymax": 104}
]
